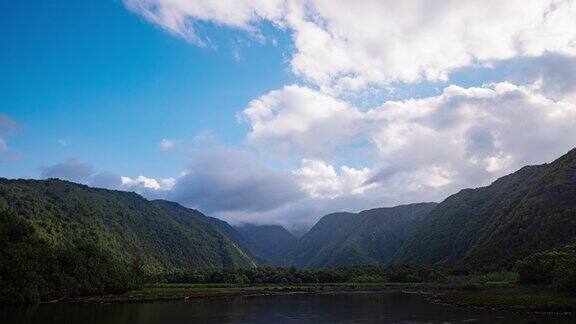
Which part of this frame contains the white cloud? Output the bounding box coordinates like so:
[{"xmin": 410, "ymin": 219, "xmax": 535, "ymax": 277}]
[
  {"xmin": 35, "ymin": 75, "xmax": 576, "ymax": 228},
  {"xmin": 39, "ymin": 159, "xmax": 174, "ymax": 200},
  {"xmin": 160, "ymin": 177, "xmax": 177, "ymax": 189},
  {"xmin": 507, "ymin": 52, "xmax": 576, "ymax": 101},
  {"xmin": 26, "ymin": 1, "xmax": 572, "ymax": 229},
  {"xmin": 290, "ymin": 0, "xmax": 576, "ymax": 91},
  {"xmin": 292, "ymin": 159, "xmax": 375, "ymax": 199},
  {"xmin": 124, "ymin": 0, "xmax": 285, "ymax": 45},
  {"xmin": 367, "ymin": 81, "xmax": 576, "ymax": 185},
  {"xmin": 168, "ymin": 148, "xmax": 304, "ymax": 212},
  {"xmin": 243, "ymin": 84, "xmax": 362, "ymax": 157},
  {"xmin": 242, "ymin": 81, "xmax": 576, "ymax": 209},
  {"xmin": 160, "ymin": 138, "xmax": 176, "ymax": 150},
  {"xmin": 121, "ymin": 175, "xmax": 176, "ymax": 190},
  {"xmin": 125, "ymin": 0, "xmax": 576, "ymax": 91}
]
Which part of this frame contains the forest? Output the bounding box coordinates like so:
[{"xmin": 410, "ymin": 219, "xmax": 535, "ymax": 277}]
[
  {"xmin": 0, "ymin": 208, "xmax": 144, "ymax": 304},
  {"xmin": 1, "ymin": 148, "xmax": 576, "ymax": 304},
  {"xmin": 2, "ymin": 200, "xmax": 576, "ymax": 304}
]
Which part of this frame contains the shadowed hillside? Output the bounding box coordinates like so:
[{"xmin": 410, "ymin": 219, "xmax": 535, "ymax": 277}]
[
  {"xmin": 0, "ymin": 179, "xmax": 255, "ymax": 272},
  {"xmin": 396, "ymin": 149, "xmax": 576, "ymax": 269},
  {"xmin": 288, "ymin": 203, "xmax": 437, "ymax": 268},
  {"xmin": 234, "ymin": 223, "xmax": 297, "ymax": 266}
]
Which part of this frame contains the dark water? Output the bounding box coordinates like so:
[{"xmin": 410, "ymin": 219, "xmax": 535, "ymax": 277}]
[{"xmin": 1, "ymin": 292, "xmax": 573, "ymax": 323}]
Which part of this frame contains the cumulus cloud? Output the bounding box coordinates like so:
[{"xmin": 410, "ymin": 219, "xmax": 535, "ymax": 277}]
[
  {"xmin": 368, "ymin": 82, "xmax": 576, "ymax": 185},
  {"xmin": 292, "ymin": 159, "xmax": 375, "ymax": 199},
  {"xmin": 240, "ymin": 81, "xmax": 576, "ymax": 217},
  {"xmin": 25, "ymin": 0, "xmax": 572, "ymax": 230},
  {"xmin": 125, "ymin": 0, "xmax": 576, "ymax": 91},
  {"xmin": 168, "ymin": 149, "xmax": 301, "ymax": 213},
  {"xmin": 39, "ymin": 159, "xmax": 172, "ymax": 199},
  {"xmin": 289, "ymin": 0, "xmax": 576, "ymax": 91},
  {"xmin": 507, "ymin": 52, "xmax": 576, "ymax": 100},
  {"xmin": 160, "ymin": 138, "xmax": 175, "ymax": 151},
  {"xmin": 90, "ymin": 171, "xmax": 124, "ymax": 189},
  {"xmin": 168, "ymin": 148, "xmax": 304, "ymax": 213},
  {"xmin": 235, "ymin": 78, "xmax": 576, "ymax": 228},
  {"xmin": 35, "ymin": 76, "xmax": 576, "ymax": 229},
  {"xmin": 40, "ymin": 159, "xmax": 95, "ymax": 183},
  {"xmin": 243, "ymin": 85, "xmax": 362, "ymax": 157},
  {"xmin": 121, "ymin": 175, "xmax": 175, "ymax": 191}
]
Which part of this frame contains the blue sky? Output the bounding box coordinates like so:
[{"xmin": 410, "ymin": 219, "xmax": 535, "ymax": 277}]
[
  {"xmin": 2, "ymin": 0, "xmax": 576, "ymax": 229},
  {"xmin": 1, "ymin": 0, "xmax": 293, "ymax": 179}
]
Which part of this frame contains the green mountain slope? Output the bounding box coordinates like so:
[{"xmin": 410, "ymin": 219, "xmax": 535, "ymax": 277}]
[
  {"xmin": 234, "ymin": 224, "xmax": 297, "ymax": 266},
  {"xmin": 0, "ymin": 178, "xmax": 255, "ymax": 272},
  {"xmin": 288, "ymin": 203, "xmax": 437, "ymax": 268},
  {"xmin": 396, "ymin": 148, "xmax": 576, "ymax": 269}
]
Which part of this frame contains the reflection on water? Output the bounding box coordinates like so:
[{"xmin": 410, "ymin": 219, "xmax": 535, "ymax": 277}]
[{"xmin": 1, "ymin": 292, "xmax": 573, "ymax": 323}]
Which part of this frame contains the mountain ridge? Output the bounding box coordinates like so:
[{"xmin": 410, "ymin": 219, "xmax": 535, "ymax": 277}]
[
  {"xmin": 1, "ymin": 147, "xmax": 575, "ymax": 272},
  {"xmin": 288, "ymin": 203, "xmax": 438, "ymax": 268},
  {"xmin": 395, "ymin": 148, "xmax": 576, "ymax": 269},
  {"xmin": 234, "ymin": 223, "xmax": 297, "ymax": 266},
  {"xmin": 0, "ymin": 178, "xmax": 256, "ymax": 271}
]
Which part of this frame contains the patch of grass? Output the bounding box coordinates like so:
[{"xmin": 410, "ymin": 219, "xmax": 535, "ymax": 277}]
[
  {"xmin": 70, "ymin": 279, "xmax": 576, "ymax": 314},
  {"xmin": 67, "ymin": 282, "xmax": 439, "ymax": 304},
  {"xmin": 442, "ymin": 272, "xmax": 518, "ymax": 290},
  {"xmin": 470, "ymin": 272, "xmax": 519, "ymax": 284},
  {"xmin": 437, "ymin": 288, "xmax": 576, "ymax": 312},
  {"xmin": 348, "ymin": 275, "xmax": 387, "ymax": 284}
]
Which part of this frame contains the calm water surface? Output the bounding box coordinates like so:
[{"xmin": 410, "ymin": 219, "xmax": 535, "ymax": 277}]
[{"xmin": 1, "ymin": 292, "xmax": 573, "ymax": 323}]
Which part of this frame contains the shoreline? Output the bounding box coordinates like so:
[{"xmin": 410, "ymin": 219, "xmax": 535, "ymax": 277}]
[
  {"xmin": 29, "ymin": 283, "xmax": 576, "ymax": 316},
  {"xmin": 62, "ymin": 284, "xmax": 417, "ymax": 304}
]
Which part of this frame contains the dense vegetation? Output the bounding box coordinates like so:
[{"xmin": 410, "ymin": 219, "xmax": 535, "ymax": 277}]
[
  {"xmin": 0, "ymin": 208, "xmax": 144, "ymax": 303},
  {"xmin": 205, "ymin": 221, "xmax": 297, "ymax": 266},
  {"xmin": 289, "ymin": 203, "xmax": 437, "ymax": 267},
  {"xmin": 518, "ymin": 243, "xmax": 576, "ymax": 295},
  {"xmin": 0, "ymin": 179, "xmax": 255, "ymax": 272},
  {"xmin": 234, "ymin": 224, "xmax": 297, "ymax": 266},
  {"xmin": 396, "ymin": 148, "xmax": 576, "ymax": 270},
  {"xmin": 2, "ymin": 149, "xmax": 576, "ymax": 304},
  {"xmin": 148, "ymin": 264, "xmax": 448, "ymax": 285}
]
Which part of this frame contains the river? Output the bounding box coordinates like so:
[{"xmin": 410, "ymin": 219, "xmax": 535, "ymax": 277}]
[{"xmin": 1, "ymin": 292, "xmax": 573, "ymax": 323}]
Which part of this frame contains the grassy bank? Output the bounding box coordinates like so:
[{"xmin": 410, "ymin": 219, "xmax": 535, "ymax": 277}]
[
  {"xmin": 427, "ymin": 271, "xmax": 576, "ymax": 313},
  {"xmin": 65, "ymin": 282, "xmax": 433, "ymax": 304},
  {"xmin": 60, "ymin": 273, "xmax": 576, "ymax": 315},
  {"xmin": 433, "ymin": 288, "xmax": 576, "ymax": 313}
]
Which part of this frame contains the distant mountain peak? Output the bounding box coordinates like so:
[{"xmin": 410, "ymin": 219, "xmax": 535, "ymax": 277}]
[{"xmin": 233, "ymin": 223, "xmax": 297, "ymax": 266}]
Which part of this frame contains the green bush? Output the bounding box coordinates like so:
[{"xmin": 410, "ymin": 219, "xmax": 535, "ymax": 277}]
[
  {"xmin": 518, "ymin": 254, "xmax": 555, "ymax": 285},
  {"xmin": 471, "ymin": 272, "xmax": 518, "ymax": 284},
  {"xmin": 518, "ymin": 244, "xmax": 576, "ymax": 295}
]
